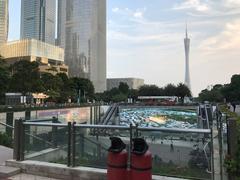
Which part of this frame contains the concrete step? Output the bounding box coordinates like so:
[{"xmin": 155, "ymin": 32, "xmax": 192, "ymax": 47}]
[{"xmin": 0, "ymin": 166, "xmax": 21, "ymax": 178}]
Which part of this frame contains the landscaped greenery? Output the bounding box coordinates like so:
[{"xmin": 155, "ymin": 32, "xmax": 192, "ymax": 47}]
[
  {"xmin": 0, "ymin": 59, "xmax": 95, "ymax": 104},
  {"xmin": 198, "ymin": 74, "xmax": 240, "ymax": 103},
  {"xmin": 97, "ymin": 83, "xmax": 191, "ymax": 103},
  {"xmin": 0, "ymin": 132, "xmax": 12, "ymax": 148},
  {"xmin": 220, "ymin": 105, "xmax": 240, "ymax": 178},
  {"xmin": 1, "ymin": 57, "xmax": 192, "ymax": 105}
]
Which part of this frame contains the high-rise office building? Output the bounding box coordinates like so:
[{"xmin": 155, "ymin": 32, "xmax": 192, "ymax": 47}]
[
  {"xmin": 21, "ymin": 0, "xmax": 56, "ymax": 45},
  {"xmin": 57, "ymin": 0, "xmax": 107, "ymax": 92},
  {"xmin": 0, "ymin": 0, "xmax": 8, "ymax": 46},
  {"xmin": 184, "ymin": 25, "xmax": 191, "ymax": 91}
]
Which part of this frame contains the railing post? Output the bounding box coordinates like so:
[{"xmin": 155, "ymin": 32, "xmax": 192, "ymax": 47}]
[
  {"xmin": 67, "ymin": 122, "xmax": 72, "ymax": 167},
  {"xmin": 98, "ymin": 105, "xmax": 101, "ymax": 123},
  {"xmin": 52, "ymin": 117, "xmax": 58, "ymax": 148},
  {"xmin": 19, "ymin": 118, "xmax": 25, "ymax": 161},
  {"xmin": 13, "ymin": 119, "xmax": 20, "ymax": 160},
  {"xmin": 72, "ymin": 122, "xmax": 76, "ymax": 167},
  {"xmin": 227, "ymin": 118, "xmax": 237, "ymax": 180},
  {"xmin": 90, "ymin": 106, "xmax": 93, "ymax": 124},
  {"xmin": 94, "ymin": 106, "xmax": 97, "ymax": 124},
  {"xmin": 210, "ymin": 128, "xmax": 215, "ymax": 180},
  {"xmin": 25, "ymin": 111, "xmax": 31, "ymax": 121},
  {"xmin": 227, "ymin": 118, "xmax": 237, "ymax": 159},
  {"xmin": 6, "ymin": 112, "xmax": 13, "ymax": 139},
  {"xmin": 129, "ymin": 124, "xmax": 133, "ymax": 168},
  {"xmin": 219, "ymin": 114, "xmax": 224, "ymax": 180}
]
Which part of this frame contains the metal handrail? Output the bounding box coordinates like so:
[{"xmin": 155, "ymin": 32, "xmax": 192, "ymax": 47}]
[
  {"xmin": 22, "ymin": 122, "xmax": 211, "ymax": 134},
  {"xmin": 75, "ymin": 124, "xmax": 130, "ymax": 130},
  {"xmin": 138, "ymin": 127, "xmax": 211, "ymax": 134},
  {"xmin": 0, "ymin": 122, "xmax": 14, "ymax": 129},
  {"xmin": 27, "ymin": 118, "xmax": 57, "ymax": 122},
  {"xmin": 0, "ymin": 121, "xmax": 53, "ymax": 146},
  {"xmin": 23, "ymin": 122, "xmax": 68, "ymax": 127}
]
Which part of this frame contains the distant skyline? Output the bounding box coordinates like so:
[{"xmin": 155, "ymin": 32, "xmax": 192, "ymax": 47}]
[
  {"xmin": 8, "ymin": 0, "xmax": 240, "ymax": 96},
  {"xmin": 20, "ymin": 0, "xmax": 56, "ymax": 45}
]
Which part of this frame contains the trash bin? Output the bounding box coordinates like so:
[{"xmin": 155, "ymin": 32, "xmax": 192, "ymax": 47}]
[
  {"xmin": 107, "ymin": 137, "xmax": 128, "ymax": 180},
  {"xmin": 131, "ymin": 138, "xmax": 152, "ymax": 180}
]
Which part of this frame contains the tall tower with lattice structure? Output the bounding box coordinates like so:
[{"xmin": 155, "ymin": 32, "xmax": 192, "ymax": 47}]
[{"xmin": 184, "ymin": 24, "xmax": 191, "ymax": 90}]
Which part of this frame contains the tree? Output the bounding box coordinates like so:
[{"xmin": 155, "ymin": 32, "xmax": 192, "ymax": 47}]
[
  {"xmin": 128, "ymin": 89, "xmax": 139, "ymax": 102},
  {"xmin": 41, "ymin": 73, "xmax": 63, "ymax": 92},
  {"xmin": 0, "ymin": 56, "xmax": 10, "ymax": 104},
  {"xmin": 70, "ymin": 77, "xmax": 95, "ymax": 102},
  {"xmin": 138, "ymin": 85, "xmax": 161, "ymax": 96},
  {"xmin": 118, "ymin": 82, "xmax": 129, "ymax": 95},
  {"xmin": 175, "ymin": 83, "xmax": 191, "ymax": 103},
  {"xmin": 111, "ymin": 93, "xmax": 127, "ymax": 102},
  {"xmin": 199, "ymin": 84, "xmax": 224, "ymax": 102},
  {"xmin": 222, "ymin": 74, "xmax": 240, "ymax": 102},
  {"xmin": 41, "ymin": 73, "xmax": 63, "ymax": 102},
  {"xmin": 163, "ymin": 84, "xmax": 177, "ymax": 96},
  {"xmin": 56, "ymin": 73, "xmax": 75, "ymax": 103},
  {"xmin": 9, "ymin": 60, "xmax": 44, "ymax": 94}
]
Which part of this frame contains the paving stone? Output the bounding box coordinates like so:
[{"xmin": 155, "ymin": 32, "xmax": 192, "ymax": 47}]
[
  {"xmin": 9, "ymin": 173, "xmax": 59, "ymax": 180},
  {"xmin": 0, "ymin": 166, "xmax": 20, "ymax": 178}
]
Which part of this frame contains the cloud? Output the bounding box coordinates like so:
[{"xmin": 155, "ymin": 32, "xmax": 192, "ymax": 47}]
[
  {"xmin": 112, "ymin": 7, "xmax": 119, "ymax": 12},
  {"xmin": 199, "ymin": 19, "xmax": 240, "ymax": 52},
  {"xmin": 224, "ymin": 0, "xmax": 240, "ymax": 7},
  {"xmin": 111, "ymin": 7, "xmax": 146, "ymax": 19},
  {"xmin": 173, "ymin": 0, "xmax": 210, "ymax": 12},
  {"xmin": 133, "ymin": 12, "xmax": 143, "ymax": 18},
  {"xmin": 108, "ymin": 30, "xmax": 182, "ymax": 45}
]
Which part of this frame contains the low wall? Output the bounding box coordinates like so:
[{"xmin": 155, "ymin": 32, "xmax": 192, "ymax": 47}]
[
  {"xmin": 6, "ymin": 160, "xmax": 184, "ymax": 180},
  {"xmin": 6, "ymin": 160, "xmax": 107, "ymax": 180}
]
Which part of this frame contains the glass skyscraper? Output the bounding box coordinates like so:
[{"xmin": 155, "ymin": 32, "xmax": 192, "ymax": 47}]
[
  {"xmin": 0, "ymin": 0, "xmax": 8, "ymax": 46},
  {"xmin": 21, "ymin": 0, "xmax": 56, "ymax": 45},
  {"xmin": 57, "ymin": 0, "xmax": 106, "ymax": 92}
]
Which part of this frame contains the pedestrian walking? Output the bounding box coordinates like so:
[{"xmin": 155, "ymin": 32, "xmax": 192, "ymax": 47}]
[
  {"xmin": 231, "ymin": 102, "xmax": 236, "ymax": 112},
  {"xmin": 170, "ymin": 143, "xmax": 174, "ymax": 152}
]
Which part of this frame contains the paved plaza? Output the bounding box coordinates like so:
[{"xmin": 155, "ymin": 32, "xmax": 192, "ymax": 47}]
[
  {"xmin": 8, "ymin": 174, "xmax": 59, "ymax": 180},
  {"xmin": 0, "ymin": 146, "xmax": 13, "ymax": 165}
]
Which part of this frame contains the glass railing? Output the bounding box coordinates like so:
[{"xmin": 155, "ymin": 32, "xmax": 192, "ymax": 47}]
[
  {"xmin": 23, "ymin": 122, "xmax": 69, "ymax": 166},
  {"xmin": 13, "ymin": 120, "xmax": 213, "ymax": 180},
  {"xmin": 73, "ymin": 124, "xmax": 130, "ymax": 168},
  {"xmin": 137, "ymin": 127, "xmax": 212, "ymax": 179},
  {"xmin": 0, "ymin": 118, "xmax": 7, "ymax": 133}
]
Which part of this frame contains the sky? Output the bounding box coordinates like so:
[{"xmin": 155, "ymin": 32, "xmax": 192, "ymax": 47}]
[{"xmin": 8, "ymin": 0, "xmax": 240, "ymax": 96}]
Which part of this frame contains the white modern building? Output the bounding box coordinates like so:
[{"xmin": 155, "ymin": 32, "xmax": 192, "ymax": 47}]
[
  {"xmin": 57, "ymin": 0, "xmax": 107, "ymax": 92},
  {"xmin": 0, "ymin": 39, "xmax": 68, "ymax": 75},
  {"xmin": 20, "ymin": 0, "xmax": 56, "ymax": 45},
  {"xmin": 0, "ymin": 0, "xmax": 8, "ymax": 46},
  {"xmin": 107, "ymin": 78, "xmax": 144, "ymax": 90},
  {"xmin": 184, "ymin": 25, "xmax": 191, "ymax": 90}
]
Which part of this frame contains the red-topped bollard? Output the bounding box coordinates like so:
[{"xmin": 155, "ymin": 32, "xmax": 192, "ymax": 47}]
[
  {"xmin": 131, "ymin": 138, "xmax": 152, "ymax": 180},
  {"xmin": 107, "ymin": 137, "xmax": 128, "ymax": 180}
]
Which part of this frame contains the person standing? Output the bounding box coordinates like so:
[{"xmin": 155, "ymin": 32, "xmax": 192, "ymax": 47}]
[{"xmin": 232, "ymin": 102, "xmax": 236, "ymax": 112}]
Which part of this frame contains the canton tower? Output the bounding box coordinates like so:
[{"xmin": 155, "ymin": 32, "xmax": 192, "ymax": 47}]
[{"xmin": 184, "ymin": 24, "xmax": 191, "ymax": 90}]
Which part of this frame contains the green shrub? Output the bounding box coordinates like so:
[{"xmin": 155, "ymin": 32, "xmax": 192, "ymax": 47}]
[
  {"xmin": 0, "ymin": 132, "xmax": 12, "ymax": 148},
  {"xmin": 221, "ymin": 105, "xmax": 240, "ymax": 176}
]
